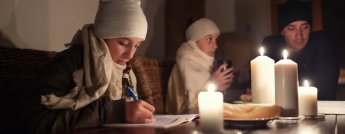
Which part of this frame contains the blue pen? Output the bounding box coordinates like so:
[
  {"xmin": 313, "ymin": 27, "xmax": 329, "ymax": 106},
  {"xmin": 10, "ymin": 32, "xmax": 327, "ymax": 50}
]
[{"xmin": 125, "ymin": 86, "xmax": 138, "ymax": 101}]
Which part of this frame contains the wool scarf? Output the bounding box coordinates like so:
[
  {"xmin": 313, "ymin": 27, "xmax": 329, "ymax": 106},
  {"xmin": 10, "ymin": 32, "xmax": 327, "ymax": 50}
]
[{"xmin": 41, "ymin": 24, "xmax": 136, "ymax": 110}]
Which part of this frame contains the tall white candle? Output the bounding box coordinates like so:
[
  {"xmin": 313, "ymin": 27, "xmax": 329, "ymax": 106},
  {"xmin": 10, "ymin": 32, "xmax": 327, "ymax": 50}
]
[
  {"xmin": 198, "ymin": 83, "xmax": 223, "ymax": 133},
  {"xmin": 298, "ymin": 80, "xmax": 318, "ymax": 116},
  {"xmin": 250, "ymin": 47, "xmax": 275, "ymax": 104},
  {"xmin": 275, "ymin": 50, "xmax": 299, "ymax": 117}
]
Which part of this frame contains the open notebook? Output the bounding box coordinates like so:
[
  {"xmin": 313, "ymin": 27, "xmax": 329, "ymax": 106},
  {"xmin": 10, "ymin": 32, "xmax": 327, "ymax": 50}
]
[
  {"xmin": 103, "ymin": 114, "xmax": 199, "ymax": 128},
  {"xmin": 318, "ymin": 101, "xmax": 345, "ymax": 114}
]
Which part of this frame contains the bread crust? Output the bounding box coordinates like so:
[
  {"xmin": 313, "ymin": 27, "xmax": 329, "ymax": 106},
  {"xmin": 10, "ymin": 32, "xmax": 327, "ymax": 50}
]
[{"xmin": 223, "ymin": 103, "xmax": 282, "ymax": 119}]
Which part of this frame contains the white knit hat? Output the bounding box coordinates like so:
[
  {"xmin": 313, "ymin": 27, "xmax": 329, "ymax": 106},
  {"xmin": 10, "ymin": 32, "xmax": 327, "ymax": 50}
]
[
  {"xmin": 94, "ymin": 0, "xmax": 148, "ymax": 40},
  {"xmin": 185, "ymin": 18, "xmax": 220, "ymax": 42}
]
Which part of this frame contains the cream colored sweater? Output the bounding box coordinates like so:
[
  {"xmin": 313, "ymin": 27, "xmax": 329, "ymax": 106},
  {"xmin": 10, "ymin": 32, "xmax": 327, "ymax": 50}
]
[{"xmin": 165, "ymin": 41, "xmax": 214, "ymax": 114}]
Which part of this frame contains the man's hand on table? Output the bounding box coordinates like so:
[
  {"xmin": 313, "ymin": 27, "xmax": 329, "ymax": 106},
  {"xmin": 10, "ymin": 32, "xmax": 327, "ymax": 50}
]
[
  {"xmin": 125, "ymin": 100, "xmax": 156, "ymax": 123},
  {"xmin": 239, "ymin": 87, "xmax": 252, "ymax": 102},
  {"xmin": 246, "ymin": 87, "xmax": 251, "ymax": 94}
]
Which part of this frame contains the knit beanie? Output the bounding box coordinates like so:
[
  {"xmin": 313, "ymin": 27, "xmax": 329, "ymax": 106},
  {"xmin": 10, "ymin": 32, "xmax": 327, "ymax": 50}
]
[
  {"xmin": 278, "ymin": 0, "xmax": 312, "ymax": 32},
  {"xmin": 185, "ymin": 18, "xmax": 220, "ymax": 42},
  {"xmin": 94, "ymin": 0, "xmax": 148, "ymax": 40}
]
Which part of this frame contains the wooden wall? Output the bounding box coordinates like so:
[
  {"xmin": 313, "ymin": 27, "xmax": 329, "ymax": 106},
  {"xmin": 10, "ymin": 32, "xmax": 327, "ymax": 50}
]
[{"xmin": 165, "ymin": 0, "xmax": 205, "ymax": 60}]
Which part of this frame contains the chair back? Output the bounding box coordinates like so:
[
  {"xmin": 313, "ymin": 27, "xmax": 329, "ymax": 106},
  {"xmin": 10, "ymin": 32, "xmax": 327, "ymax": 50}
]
[
  {"xmin": 0, "ymin": 46, "xmax": 58, "ymax": 133},
  {"xmin": 130, "ymin": 56, "xmax": 175, "ymax": 114}
]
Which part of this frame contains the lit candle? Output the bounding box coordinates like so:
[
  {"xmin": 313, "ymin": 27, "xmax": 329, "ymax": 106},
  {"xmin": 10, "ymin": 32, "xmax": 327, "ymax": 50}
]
[
  {"xmin": 298, "ymin": 80, "xmax": 318, "ymax": 116},
  {"xmin": 275, "ymin": 50, "xmax": 299, "ymax": 117},
  {"xmin": 250, "ymin": 47, "xmax": 275, "ymax": 104},
  {"xmin": 198, "ymin": 83, "xmax": 223, "ymax": 133}
]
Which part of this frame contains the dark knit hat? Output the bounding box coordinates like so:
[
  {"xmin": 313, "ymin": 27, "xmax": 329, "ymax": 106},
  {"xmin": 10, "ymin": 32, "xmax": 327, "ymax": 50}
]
[{"xmin": 278, "ymin": 0, "xmax": 312, "ymax": 32}]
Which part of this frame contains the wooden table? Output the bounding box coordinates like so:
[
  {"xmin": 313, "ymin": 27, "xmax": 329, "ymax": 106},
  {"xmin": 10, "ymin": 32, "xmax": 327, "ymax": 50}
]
[{"xmin": 63, "ymin": 115, "xmax": 345, "ymax": 134}]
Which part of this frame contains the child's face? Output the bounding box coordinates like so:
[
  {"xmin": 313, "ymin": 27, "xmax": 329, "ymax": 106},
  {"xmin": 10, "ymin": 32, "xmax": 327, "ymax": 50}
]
[
  {"xmin": 195, "ymin": 33, "xmax": 219, "ymax": 57},
  {"xmin": 104, "ymin": 37, "xmax": 143, "ymax": 65}
]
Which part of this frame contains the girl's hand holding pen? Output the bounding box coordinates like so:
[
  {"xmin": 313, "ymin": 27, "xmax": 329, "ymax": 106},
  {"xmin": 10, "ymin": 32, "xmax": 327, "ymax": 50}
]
[
  {"xmin": 125, "ymin": 100, "xmax": 156, "ymax": 123},
  {"xmin": 125, "ymin": 86, "xmax": 138, "ymax": 100}
]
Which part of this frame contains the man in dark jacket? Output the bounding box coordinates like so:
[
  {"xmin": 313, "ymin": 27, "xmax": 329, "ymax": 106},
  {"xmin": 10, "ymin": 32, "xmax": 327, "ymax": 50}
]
[{"xmin": 263, "ymin": 0, "xmax": 339, "ymax": 100}]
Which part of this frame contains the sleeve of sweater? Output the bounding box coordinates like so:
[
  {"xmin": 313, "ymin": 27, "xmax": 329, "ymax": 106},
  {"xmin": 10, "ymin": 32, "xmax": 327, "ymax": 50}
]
[
  {"xmin": 310, "ymin": 32, "xmax": 340, "ymax": 100},
  {"xmin": 178, "ymin": 59, "xmax": 211, "ymax": 93},
  {"xmin": 20, "ymin": 45, "xmax": 127, "ymax": 134},
  {"xmin": 177, "ymin": 59, "xmax": 211, "ymax": 107}
]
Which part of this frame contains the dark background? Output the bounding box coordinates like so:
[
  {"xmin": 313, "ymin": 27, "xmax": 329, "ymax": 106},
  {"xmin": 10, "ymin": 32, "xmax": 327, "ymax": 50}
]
[{"xmin": 322, "ymin": 0, "xmax": 345, "ymax": 68}]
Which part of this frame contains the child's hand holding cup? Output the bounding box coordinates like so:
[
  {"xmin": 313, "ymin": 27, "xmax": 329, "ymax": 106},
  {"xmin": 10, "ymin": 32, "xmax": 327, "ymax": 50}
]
[
  {"xmin": 217, "ymin": 60, "xmax": 232, "ymax": 74},
  {"xmin": 215, "ymin": 60, "xmax": 233, "ymax": 92}
]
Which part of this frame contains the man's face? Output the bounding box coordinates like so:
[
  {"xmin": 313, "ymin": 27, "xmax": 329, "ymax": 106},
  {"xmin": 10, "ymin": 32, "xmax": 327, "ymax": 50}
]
[{"xmin": 281, "ymin": 20, "xmax": 310, "ymax": 52}]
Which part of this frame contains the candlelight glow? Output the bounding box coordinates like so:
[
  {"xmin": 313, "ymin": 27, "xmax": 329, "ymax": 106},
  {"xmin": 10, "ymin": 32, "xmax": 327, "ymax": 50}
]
[
  {"xmin": 283, "ymin": 49, "xmax": 288, "ymax": 59},
  {"xmin": 304, "ymin": 80, "xmax": 309, "ymax": 87},
  {"xmin": 259, "ymin": 47, "xmax": 264, "ymax": 56},
  {"xmin": 207, "ymin": 83, "xmax": 216, "ymax": 92}
]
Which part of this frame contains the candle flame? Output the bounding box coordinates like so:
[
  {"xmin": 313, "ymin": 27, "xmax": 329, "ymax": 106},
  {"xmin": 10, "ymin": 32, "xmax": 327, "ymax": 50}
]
[
  {"xmin": 283, "ymin": 49, "xmax": 288, "ymax": 59},
  {"xmin": 259, "ymin": 47, "xmax": 264, "ymax": 56},
  {"xmin": 304, "ymin": 80, "xmax": 309, "ymax": 87},
  {"xmin": 207, "ymin": 83, "xmax": 216, "ymax": 92}
]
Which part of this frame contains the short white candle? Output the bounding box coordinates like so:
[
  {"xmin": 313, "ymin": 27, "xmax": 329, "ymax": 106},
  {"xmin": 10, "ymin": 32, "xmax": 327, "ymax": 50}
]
[
  {"xmin": 198, "ymin": 83, "xmax": 223, "ymax": 133},
  {"xmin": 250, "ymin": 47, "xmax": 275, "ymax": 104},
  {"xmin": 275, "ymin": 50, "xmax": 299, "ymax": 117},
  {"xmin": 298, "ymin": 80, "xmax": 318, "ymax": 116}
]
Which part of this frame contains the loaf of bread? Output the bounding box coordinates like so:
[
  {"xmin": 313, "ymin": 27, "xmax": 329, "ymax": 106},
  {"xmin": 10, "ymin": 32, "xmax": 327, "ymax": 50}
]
[
  {"xmin": 223, "ymin": 103, "xmax": 283, "ymax": 119},
  {"xmin": 240, "ymin": 94, "xmax": 252, "ymax": 102}
]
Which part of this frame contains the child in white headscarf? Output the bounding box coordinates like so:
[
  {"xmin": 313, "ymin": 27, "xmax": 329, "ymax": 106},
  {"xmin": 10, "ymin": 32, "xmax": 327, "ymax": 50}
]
[
  {"xmin": 20, "ymin": 0, "xmax": 155, "ymax": 133},
  {"xmin": 166, "ymin": 17, "xmax": 234, "ymax": 114}
]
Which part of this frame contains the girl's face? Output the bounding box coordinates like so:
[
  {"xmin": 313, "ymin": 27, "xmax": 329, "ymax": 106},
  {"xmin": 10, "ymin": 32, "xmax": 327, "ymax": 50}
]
[
  {"xmin": 104, "ymin": 37, "xmax": 143, "ymax": 65},
  {"xmin": 196, "ymin": 33, "xmax": 219, "ymax": 56}
]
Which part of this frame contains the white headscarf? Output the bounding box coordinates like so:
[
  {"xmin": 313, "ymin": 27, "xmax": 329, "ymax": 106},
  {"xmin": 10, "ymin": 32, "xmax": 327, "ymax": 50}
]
[
  {"xmin": 185, "ymin": 18, "xmax": 220, "ymax": 42},
  {"xmin": 94, "ymin": 0, "xmax": 148, "ymax": 40}
]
